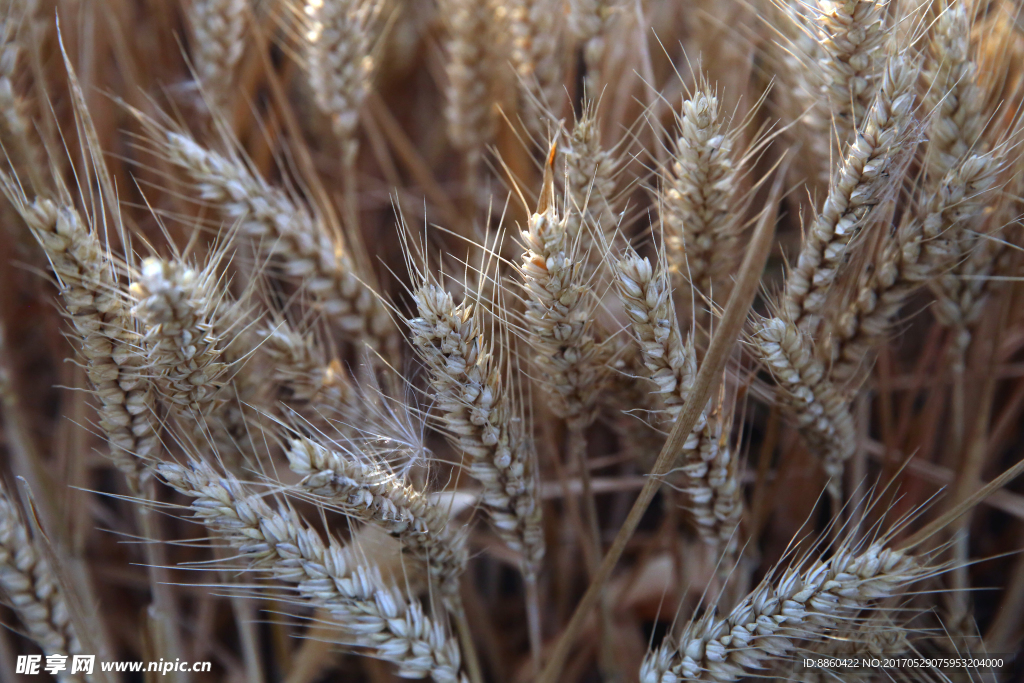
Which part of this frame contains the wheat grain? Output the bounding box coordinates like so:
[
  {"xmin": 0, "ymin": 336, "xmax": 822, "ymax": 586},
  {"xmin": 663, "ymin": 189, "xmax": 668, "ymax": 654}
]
[
  {"xmin": 156, "ymin": 458, "xmax": 467, "ymax": 683},
  {"xmin": 287, "ymin": 437, "xmax": 468, "ymax": 601}
]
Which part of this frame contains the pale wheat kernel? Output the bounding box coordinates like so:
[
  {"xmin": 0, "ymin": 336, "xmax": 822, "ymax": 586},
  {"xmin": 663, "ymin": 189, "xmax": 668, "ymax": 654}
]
[
  {"xmin": 0, "ymin": 184, "xmax": 158, "ymax": 485},
  {"xmin": 640, "ymin": 538, "xmax": 925, "ymax": 683},
  {"xmin": 155, "ymin": 129, "xmax": 397, "ymax": 354},
  {"xmin": 0, "ymin": 482, "xmax": 83, "ymax": 670},
  {"xmin": 188, "ymin": 0, "xmax": 247, "ymax": 111},
  {"xmin": 156, "ymin": 459, "xmax": 467, "ymax": 683},
  {"xmin": 754, "ymin": 316, "xmax": 856, "ymax": 491},
  {"xmin": 662, "ymin": 86, "xmax": 742, "ymax": 298},
  {"xmin": 407, "ymin": 284, "xmax": 545, "ymax": 574},
  {"xmin": 304, "ymin": 0, "xmax": 381, "ymax": 167},
  {"xmin": 287, "ymin": 437, "xmax": 468, "ymax": 601},
  {"xmin": 783, "ymin": 54, "xmax": 917, "ymax": 333}
]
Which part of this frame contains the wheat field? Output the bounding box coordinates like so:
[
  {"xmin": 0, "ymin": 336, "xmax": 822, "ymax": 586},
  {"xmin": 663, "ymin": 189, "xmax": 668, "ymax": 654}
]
[{"xmin": 1, "ymin": 1, "xmax": 1024, "ymax": 682}]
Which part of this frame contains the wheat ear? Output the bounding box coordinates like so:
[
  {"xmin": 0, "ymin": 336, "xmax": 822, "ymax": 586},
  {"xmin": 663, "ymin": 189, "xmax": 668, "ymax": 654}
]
[
  {"xmin": 569, "ymin": 0, "xmax": 616, "ymax": 93},
  {"xmin": 921, "ymin": 1, "xmax": 985, "ymax": 182},
  {"xmin": 783, "ymin": 54, "xmax": 917, "ymax": 333},
  {"xmin": 519, "ymin": 157, "xmax": 611, "ymax": 428},
  {"xmin": 509, "ymin": 0, "xmax": 566, "ymax": 130},
  {"xmin": 0, "ymin": 482, "xmax": 83, "ymax": 670},
  {"xmin": 640, "ymin": 538, "xmax": 927, "ymax": 683},
  {"xmin": 813, "ymin": 0, "xmax": 889, "ymax": 155},
  {"xmin": 156, "ymin": 458, "xmax": 467, "ymax": 683},
  {"xmin": 408, "ymin": 283, "xmax": 545, "ymax": 574},
  {"xmin": 130, "ymin": 257, "xmax": 228, "ymax": 419},
  {"xmin": 439, "ymin": 0, "xmax": 497, "ymax": 168},
  {"xmin": 261, "ymin": 318, "xmax": 358, "ymax": 410},
  {"xmin": 154, "ymin": 129, "xmax": 396, "ymax": 354},
  {"xmin": 287, "ymin": 437, "xmax": 468, "ymax": 601},
  {"xmin": 613, "ymin": 248, "xmax": 700, "ymax": 426},
  {"xmin": 612, "ymin": 249, "xmax": 744, "ymax": 547},
  {"xmin": 753, "ymin": 316, "xmax": 855, "ymax": 492},
  {"xmin": 0, "ymin": 182, "xmax": 158, "ymax": 486},
  {"xmin": 681, "ymin": 398, "xmax": 743, "ymax": 552},
  {"xmin": 662, "ymin": 84, "xmax": 743, "ymax": 299},
  {"xmin": 0, "ymin": 2, "xmax": 46, "ymax": 192},
  {"xmin": 826, "ymin": 151, "xmax": 1002, "ymax": 383},
  {"xmin": 562, "ymin": 99, "xmax": 619, "ymax": 261},
  {"xmin": 304, "ymin": 0, "xmax": 381, "ymax": 167},
  {"xmin": 188, "ymin": 0, "xmax": 247, "ymax": 111}
]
